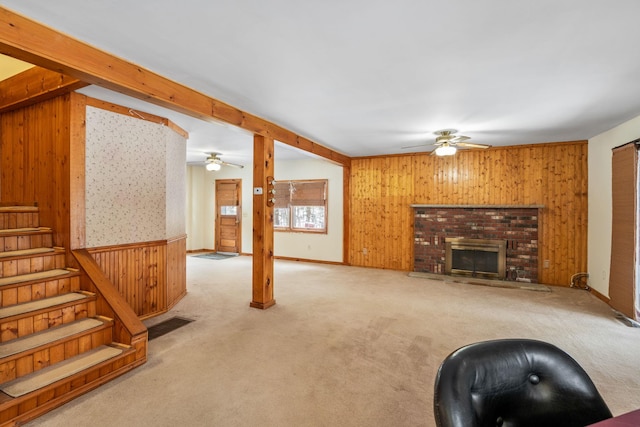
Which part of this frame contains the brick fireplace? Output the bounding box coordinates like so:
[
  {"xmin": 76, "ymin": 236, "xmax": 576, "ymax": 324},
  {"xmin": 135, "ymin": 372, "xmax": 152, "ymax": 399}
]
[{"xmin": 411, "ymin": 205, "xmax": 542, "ymax": 282}]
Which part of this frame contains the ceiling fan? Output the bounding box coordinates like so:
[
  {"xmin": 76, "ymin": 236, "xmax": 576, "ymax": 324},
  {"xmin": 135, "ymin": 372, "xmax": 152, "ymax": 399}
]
[
  {"xmin": 204, "ymin": 153, "xmax": 244, "ymax": 171},
  {"xmin": 403, "ymin": 129, "xmax": 491, "ymax": 156}
]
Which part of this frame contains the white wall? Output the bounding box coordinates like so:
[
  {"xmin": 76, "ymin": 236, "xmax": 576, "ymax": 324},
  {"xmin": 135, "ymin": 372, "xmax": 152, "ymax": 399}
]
[
  {"xmin": 588, "ymin": 114, "xmax": 640, "ymax": 296},
  {"xmin": 186, "ymin": 166, "xmax": 209, "ymax": 251},
  {"xmin": 188, "ymin": 163, "xmax": 253, "ymax": 252},
  {"xmin": 186, "ymin": 157, "xmax": 344, "ymax": 263},
  {"xmin": 166, "ymin": 130, "xmax": 187, "ymax": 238},
  {"xmin": 273, "ymin": 159, "xmax": 344, "ymax": 262}
]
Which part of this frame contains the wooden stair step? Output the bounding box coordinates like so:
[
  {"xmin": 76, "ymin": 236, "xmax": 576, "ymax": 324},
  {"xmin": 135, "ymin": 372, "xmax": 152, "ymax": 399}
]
[
  {"xmin": 0, "ymin": 345, "xmax": 123, "ymax": 397},
  {"xmin": 0, "ymin": 207, "xmax": 38, "ymax": 213},
  {"xmin": 0, "ymin": 317, "xmax": 106, "ymax": 358},
  {"xmin": 0, "ymin": 247, "xmax": 54, "ymax": 259},
  {"xmin": 0, "ymin": 292, "xmax": 89, "ymax": 320},
  {"xmin": 0, "ymin": 269, "xmax": 72, "ymax": 287},
  {"xmin": 0, "ymin": 227, "xmax": 51, "ymax": 235}
]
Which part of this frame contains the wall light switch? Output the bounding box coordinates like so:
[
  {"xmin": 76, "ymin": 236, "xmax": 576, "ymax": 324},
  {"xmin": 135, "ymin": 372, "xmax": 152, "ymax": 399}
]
[{"xmin": 253, "ymin": 187, "xmax": 263, "ymax": 195}]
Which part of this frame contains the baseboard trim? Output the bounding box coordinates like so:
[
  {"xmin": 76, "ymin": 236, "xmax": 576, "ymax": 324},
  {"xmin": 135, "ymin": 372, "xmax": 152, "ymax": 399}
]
[
  {"xmin": 589, "ymin": 287, "xmax": 610, "ymax": 304},
  {"xmin": 274, "ymin": 256, "xmax": 345, "ymax": 266}
]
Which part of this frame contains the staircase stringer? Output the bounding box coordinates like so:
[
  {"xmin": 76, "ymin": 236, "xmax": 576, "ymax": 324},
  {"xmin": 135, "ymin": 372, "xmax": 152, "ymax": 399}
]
[{"xmin": 72, "ymin": 249, "xmax": 148, "ymax": 360}]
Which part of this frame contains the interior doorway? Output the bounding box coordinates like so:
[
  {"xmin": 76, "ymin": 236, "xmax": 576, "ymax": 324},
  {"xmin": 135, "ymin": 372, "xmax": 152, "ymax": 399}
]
[{"xmin": 215, "ymin": 179, "xmax": 242, "ymax": 254}]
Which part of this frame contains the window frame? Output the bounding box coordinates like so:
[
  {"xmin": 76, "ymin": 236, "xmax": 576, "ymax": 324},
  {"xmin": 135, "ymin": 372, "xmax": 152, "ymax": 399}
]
[{"xmin": 273, "ymin": 179, "xmax": 328, "ymax": 234}]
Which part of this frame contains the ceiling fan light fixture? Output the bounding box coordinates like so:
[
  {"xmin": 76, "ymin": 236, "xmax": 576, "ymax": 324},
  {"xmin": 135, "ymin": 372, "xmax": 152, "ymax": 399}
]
[
  {"xmin": 206, "ymin": 162, "xmax": 221, "ymax": 171},
  {"xmin": 435, "ymin": 145, "xmax": 457, "ymax": 156}
]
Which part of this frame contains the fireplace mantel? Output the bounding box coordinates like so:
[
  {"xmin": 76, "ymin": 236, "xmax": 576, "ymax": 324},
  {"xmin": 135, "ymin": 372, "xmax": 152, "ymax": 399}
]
[{"xmin": 411, "ymin": 204, "xmax": 544, "ymax": 209}]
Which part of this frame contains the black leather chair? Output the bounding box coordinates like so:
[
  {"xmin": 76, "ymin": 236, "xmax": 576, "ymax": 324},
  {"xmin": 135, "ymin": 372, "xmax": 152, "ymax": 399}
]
[{"xmin": 433, "ymin": 339, "xmax": 612, "ymax": 427}]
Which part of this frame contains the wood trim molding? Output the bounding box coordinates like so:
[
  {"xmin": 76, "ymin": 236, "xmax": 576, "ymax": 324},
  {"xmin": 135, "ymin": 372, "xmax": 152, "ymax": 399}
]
[
  {"xmin": 589, "ymin": 287, "xmax": 610, "ymax": 304},
  {"xmin": 343, "ymin": 164, "xmax": 351, "ymax": 265},
  {"xmin": 86, "ymin": 238, "xmax": 179, "ymax": 254},
  {"xmin": 166, "ymin": 234, "xmax": 188, "ymax": 244},
  {"xmin": 0, "ymin": 7, "xmax": 349, "ymax": 166},
  {"xmin": 0, "ymin": 65, "xmax": 88, "ymax": 113},
  {"xmin": 85, "ymin": 97, "xmax": 189, "ymax": 139},
  {"xmin": 69, "ymin": 92, "xmax": 87, "ymax": 251},
  {"xmin": 275, "ymin": 255, "xmax": 344, "ymax": 266}
]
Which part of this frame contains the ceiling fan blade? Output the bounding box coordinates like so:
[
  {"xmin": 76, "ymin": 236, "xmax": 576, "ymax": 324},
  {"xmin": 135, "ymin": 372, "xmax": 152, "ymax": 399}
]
[
  {"xmin": 456, "ymin": 142, "xmax": 491, "ymax": 149},
  {"xmin": 451, "ymin": 135, "xmax": 471, "ymax": 142},
  {"xmin": 401, "ymin": 143, "xmax": 432, "ymax": 149},
  {"xmin": 221, "ymin": 161, "xmax": 244, "ymax": 169}
]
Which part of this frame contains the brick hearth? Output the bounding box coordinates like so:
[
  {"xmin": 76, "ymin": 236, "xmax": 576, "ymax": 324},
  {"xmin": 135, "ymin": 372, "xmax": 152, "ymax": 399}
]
[{"xmin": 412, "ymin": 205, "xmax": 542, "ymax": 282}]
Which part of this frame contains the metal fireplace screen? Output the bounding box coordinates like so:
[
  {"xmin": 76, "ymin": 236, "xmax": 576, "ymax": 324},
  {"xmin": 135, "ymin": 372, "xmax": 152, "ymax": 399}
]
[{"xmin": 445, "ymin": 238, "xmax": 506, "ymax": 279}]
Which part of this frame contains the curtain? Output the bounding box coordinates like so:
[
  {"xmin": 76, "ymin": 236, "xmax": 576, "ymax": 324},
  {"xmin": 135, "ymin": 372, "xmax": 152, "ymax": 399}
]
[{"xmin": 609, "ymin": 142, "xmax": 638, "ymax": 320}]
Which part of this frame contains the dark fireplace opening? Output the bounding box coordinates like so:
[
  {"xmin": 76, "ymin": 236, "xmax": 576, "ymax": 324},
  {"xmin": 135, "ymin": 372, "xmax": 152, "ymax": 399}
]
[
  {"xmin": 445, "ymin": 238, "xmax": 506, "ymax": 279},
  {"xmin": 452, "ymin": 249, "xmax": 499, "ymax": 275}
]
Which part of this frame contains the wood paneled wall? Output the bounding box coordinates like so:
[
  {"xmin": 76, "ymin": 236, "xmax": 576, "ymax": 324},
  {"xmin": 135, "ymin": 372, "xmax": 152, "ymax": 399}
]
[
  {"xmin": 0, "ymin": 94, "xmax": 73, "ymax": 254},
  {"xmin": 1, "ymin": 89, "xmax": 186, "ymax": 319},
  {"xmin": 349, "ymin": 142, "xmax": 588, "ymax": 286},
  {"xmin": 88, "ymin": 237, "xmax": 187, "ymax": 319},
  {"xmin": 166, "ymin": 235, "xmax": 188, "ymax": 310}
]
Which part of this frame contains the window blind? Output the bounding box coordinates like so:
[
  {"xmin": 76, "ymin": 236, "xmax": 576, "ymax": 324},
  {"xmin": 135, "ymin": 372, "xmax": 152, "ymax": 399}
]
[
  {"xmin": 274, "ymin": 182, "xmax": 291, "ymax": 208},
  {"xmin": 290, "ymin": 181, "xmax": 326, "ymax": 206},
  {"xmin": 273, "ymin": 181, "xmax": 326, "ymax": 207}
]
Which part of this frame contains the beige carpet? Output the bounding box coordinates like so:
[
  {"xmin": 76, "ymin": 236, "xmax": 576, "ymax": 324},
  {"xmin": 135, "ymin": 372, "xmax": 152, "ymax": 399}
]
[
  {"xmin": 24, "ymin": 256, "xmax": 640, "ymax": 427},
  {"xmin": 407, "ymin": 271, "xmax": 551, "ymax": 292}
]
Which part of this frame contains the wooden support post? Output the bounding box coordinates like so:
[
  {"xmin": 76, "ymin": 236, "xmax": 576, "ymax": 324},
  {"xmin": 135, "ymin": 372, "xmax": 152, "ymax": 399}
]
[{"xmin": 251, "ymin": 134, "xmax": 276, "ymax": 309}]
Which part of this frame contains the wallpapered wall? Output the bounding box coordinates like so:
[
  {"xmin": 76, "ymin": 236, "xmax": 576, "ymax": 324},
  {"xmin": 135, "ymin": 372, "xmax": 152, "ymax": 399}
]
[
  {"xmin": 85, "ymin": 106, "xmax": 186, "ymax": 247},
  {"xmin": 165, "ymin": 129, "xmax": 187, "ymax": 238}
]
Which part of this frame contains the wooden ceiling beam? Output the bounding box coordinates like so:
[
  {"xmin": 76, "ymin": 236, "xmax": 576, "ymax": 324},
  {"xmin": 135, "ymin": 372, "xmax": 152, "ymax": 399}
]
[{"xmin": 0, "ymin": 7, "xmax": 350, "ymax": 167}]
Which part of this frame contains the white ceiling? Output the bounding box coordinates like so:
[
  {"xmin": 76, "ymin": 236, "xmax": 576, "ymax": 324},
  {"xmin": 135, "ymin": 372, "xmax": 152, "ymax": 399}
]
[{"xmin": 3, "ymin": 1, "xmax": 640, "ymax": 165}]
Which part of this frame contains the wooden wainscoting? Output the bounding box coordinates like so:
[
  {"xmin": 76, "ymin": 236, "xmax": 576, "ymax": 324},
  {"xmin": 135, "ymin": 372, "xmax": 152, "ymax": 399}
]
[
  {"xmin": 350, "ymin": 141, "xmax": 588, "ymax": 287},
  {"xmin": 166, "ymin": 235, "xmax": 188, "ymax": 310},
  {"xmin": 87, "ymin": 236, "xmax": 187, "ymax": 319}
]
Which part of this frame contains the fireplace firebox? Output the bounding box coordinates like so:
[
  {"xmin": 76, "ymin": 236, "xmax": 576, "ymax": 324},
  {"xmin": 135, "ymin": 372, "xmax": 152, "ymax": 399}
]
[{"xmin": 445, "ymin": 238, "xmax": 506, "ymax": 279}]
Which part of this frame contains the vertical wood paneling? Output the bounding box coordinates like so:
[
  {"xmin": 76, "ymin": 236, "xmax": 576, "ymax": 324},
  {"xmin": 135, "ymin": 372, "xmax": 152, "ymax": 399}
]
[
  {"xmin": 167, "ymin": 236, "xmax": 187, "ymax": 310},
  {"xmin": 88, "ymin": 238, "xmax": 186, "ymax": 318},
  {"xmin": 0, "ymin": 94, "xmax": 75, "ymax": 266},
  {"xmin": 350, "ymin": 142, "xmax": 588, "ymax": 286}
]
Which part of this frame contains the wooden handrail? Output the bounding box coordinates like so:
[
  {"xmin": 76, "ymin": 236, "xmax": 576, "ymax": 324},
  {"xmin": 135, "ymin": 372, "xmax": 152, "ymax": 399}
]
[{"xmin": 72, "ymin": 248, "xmax": 147, "ymax": 337}]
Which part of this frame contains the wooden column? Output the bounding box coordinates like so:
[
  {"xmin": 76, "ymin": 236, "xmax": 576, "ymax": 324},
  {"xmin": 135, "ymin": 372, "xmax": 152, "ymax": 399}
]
[
  {"xmin": 343, "ymin": 164, "xmax": 351, "ymax": 265},
  {"xmin": 68, "ymin": 92, "xmax": 87, "ymax": 252},
  {"xmin": 251, "ymin": 134, "xmax": 276, "ymax": 309}
]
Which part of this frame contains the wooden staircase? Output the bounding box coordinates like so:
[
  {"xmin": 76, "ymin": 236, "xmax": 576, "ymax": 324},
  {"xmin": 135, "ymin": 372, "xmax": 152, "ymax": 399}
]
[{"xmin": 0, "ymin": 206, "xmax": 147, "ymax": 426}]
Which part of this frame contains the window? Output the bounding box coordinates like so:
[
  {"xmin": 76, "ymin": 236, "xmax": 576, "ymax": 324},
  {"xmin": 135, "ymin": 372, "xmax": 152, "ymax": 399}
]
[
  {"xmin": 274, "ymin": 180, "xmax": 327, "ymax": 233},
  {"xmin": 220, "ymin": 206, "xmax": 238, "ymax": 215}
]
